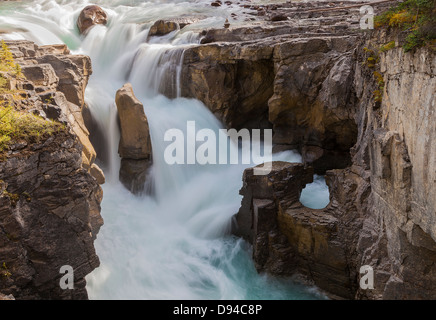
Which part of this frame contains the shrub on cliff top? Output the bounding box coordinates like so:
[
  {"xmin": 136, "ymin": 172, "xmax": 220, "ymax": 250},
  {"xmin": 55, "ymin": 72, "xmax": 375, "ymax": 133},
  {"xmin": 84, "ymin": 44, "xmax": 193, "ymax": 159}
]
[
  {"xmin": 0, "ymin": 106, "xmax": 66, "ymax": 153},
  {"xmin": 374, "ymin": 0, "xmax": 436, "ymax": 52},
  {"xmin": 0, "ymin": 40, "xmax": 22, "ymax": 76},
  {"xmin": 0, "ymin": 41, "xmax": 64, "ymax": 154},
  {"xmin": 0, "ymin": 40, "xmax": 23, "ymax": 97}
]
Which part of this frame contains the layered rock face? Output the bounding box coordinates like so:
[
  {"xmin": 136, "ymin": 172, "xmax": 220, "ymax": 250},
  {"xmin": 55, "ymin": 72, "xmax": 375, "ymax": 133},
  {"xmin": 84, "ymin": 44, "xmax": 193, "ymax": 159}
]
[
  {"xmin": 235, "ymin": 162, "xmax": 362, "ymax": 299},
  {"xmin": 352, "ymin": 42, "xmax": 436, "ymax": 299},
  {"xmin": 233, "ymin": 28, "xmax": 436, "ymax": 299},
  {"xmin": 179, "ymin": 1, "xmax": 397, "ymax": 173},
  {"xmin": 0, "ymin": 132, "xmax": 103, "ymax": 299},
  {"xmin": 0, "ymin": 40, "xmax": 104, "ymax": 299},
  {"xmin": 115, "ymin": 83, "xmax": 152, "ymax": 194},
  {"xmin": 6, "ymin": 40, "xmax": 99, "ymax": 173}
]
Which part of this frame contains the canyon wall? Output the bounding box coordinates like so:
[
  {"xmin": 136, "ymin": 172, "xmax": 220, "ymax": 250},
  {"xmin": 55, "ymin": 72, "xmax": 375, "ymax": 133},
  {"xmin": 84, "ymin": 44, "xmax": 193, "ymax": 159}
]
[
  {"xmin": 232, "ymin": 32, "xmax": 436, "ymax": 299},
  {"xmin": 178, "ymin": 1, "xmax": 436, "ymax": 299},
  {"xmin": 352, "ymin": 40, "xmax": 436, "ymax": 299},
  {"xmin": 180, "ymin": 1, "xmax": 398, "ymax": 174},
  {"xmin": 0, "ymin": 41, "xmax": 104, "ymax": 299}
]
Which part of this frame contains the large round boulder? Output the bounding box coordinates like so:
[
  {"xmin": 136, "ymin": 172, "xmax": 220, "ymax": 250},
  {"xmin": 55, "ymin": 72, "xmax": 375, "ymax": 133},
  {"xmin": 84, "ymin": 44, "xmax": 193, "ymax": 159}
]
[{"xmin": 77, "ymin": 5, "xmax": 108, "ymax": 35}]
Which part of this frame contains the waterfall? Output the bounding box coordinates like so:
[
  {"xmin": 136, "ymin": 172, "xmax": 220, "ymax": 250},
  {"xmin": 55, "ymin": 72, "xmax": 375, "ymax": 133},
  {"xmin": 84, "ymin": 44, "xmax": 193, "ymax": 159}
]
[{"xmin": 0, "ymin": 0, "xmax": 328, "ymax": 300}]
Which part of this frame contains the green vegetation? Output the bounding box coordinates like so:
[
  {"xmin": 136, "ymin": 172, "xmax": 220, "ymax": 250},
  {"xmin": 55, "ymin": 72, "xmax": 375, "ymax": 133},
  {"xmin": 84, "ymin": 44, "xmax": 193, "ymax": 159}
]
[
  {"xmin": 0, "ymin": 41, "xmax": 66, "ymax": 155},
  {"xmin": 0, "ymin": 106, "xmax": 66, "ymax": 153},
  {"xmin": 0, "ymin": 40, "xmax": 21, "ymax": 74},
  {"xmin": 379, "ymin": 40, "xmax": 396, "ymax": 53},
  {"xmin": 372, "ymin": 71, "xmax": 385, "ymax": 103},
  {"xmin": 362, "ymin": 47, "xmax": 387, "ymax": 103},
  {"xmin": 363, "ymin": 47, "xmax": 380, "ymax": 68},
  {"xmin": 374, "ymin": 0, "xmax": 436, "ymax": 52},
  {"xmin": 2, "ymin": 189, "xmax": 19, "ymax": 207},
  {"xmin": 0, "ymin": 40, "xmax": 23, "ymax": 95},
  {"xmin": 1, "ymin": 262, "xmax": 11, "ymax": 278}
]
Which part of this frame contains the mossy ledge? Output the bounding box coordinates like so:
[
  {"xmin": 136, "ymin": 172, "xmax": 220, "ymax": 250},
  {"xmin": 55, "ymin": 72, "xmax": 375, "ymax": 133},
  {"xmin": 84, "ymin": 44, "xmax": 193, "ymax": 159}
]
[
  {"xmin": 0, "ymin": 41, "xmax": 66, "ymax": 157},
  {"xmin": 374, "ymin": 0, "xmax": 436, "ymax": 52}
]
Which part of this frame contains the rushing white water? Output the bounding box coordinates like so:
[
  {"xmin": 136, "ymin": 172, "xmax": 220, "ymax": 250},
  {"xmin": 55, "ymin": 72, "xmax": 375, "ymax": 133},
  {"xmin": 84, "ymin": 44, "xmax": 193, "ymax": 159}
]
[
  {"xmin": 300, "ymin": 175, "xmax": 330, "ymax": 209},
  {"xmin": 0, "ymin": 0, "xmax": 328, "ymax": 300}
]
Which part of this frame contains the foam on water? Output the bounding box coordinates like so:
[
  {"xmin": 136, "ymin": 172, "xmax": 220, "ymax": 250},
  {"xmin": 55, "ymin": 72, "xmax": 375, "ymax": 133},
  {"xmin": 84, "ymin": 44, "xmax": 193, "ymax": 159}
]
[{"xmin": 300, "ymin": 175, "xmax": 330, "ymax": 209}]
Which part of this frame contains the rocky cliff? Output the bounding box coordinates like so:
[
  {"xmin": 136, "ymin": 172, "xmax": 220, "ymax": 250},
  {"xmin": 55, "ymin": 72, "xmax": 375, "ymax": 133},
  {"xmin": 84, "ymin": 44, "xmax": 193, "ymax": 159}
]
[
  {"xmin": 234, "ymin": 38, "xmax": 436, "ymax": 299},
  {"xmin": 0, "ymin": 40, "xmax": 104, "ymax": 299},
  {"xmin": 352, "ymin": 36, "xmax": 436, "ymax": 299},
  {"xmin": 180, "ymin": 0, "xmax": 397, "ymax": 174},
  {"xmin": 177, "ymin": 1, "xmax": 436, "ymax": 299}
]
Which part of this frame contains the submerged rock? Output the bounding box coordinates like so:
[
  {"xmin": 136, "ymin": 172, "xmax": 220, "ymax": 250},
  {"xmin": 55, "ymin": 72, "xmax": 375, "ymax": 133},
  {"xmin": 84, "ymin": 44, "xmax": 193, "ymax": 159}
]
[
  {"xmin": 77, "ymin": 5, "xmax": 108, "ymax": 35},
  {"xmin": 119, "ymin": 158, "xmax": 152, "ymax": 195},
  {"xmin": 148, "ymin": 20, "xmax": 179, "ymax": 38}
]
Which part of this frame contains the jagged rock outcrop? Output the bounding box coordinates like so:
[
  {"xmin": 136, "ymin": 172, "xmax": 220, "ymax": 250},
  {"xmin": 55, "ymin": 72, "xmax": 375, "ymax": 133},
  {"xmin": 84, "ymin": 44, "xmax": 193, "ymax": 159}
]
[
  {"xmin": 233, "ymin": 27, "xmax": 436, "ymax": 299},
  {"xmin": 77, "ymin": 5, "xmax": 108, "ymax": 35},
  {"xmin": 148, "ymin": 20, "xmax": 179, "ymax": 38},
  {"xmin": 115, "ymin": 83, "xmax": 152, "ymax": 194},
  {"xmin": 4, "ymin": 40, "xmax": 102, "ymax": 175},
  {"xmin": 234, "ymin": 162, "xmax": 359, "ymax": 299},
  {"xmin": 0, "ymin": 40, "xmax": 104, "ymax": 299},
  {"xmin": 0, "ymin": 292, "xmax": 14, "ymax": 300},
  {"xmin": 182, "ymin": 35, "xmax": 359, "ymax": 172},
  {"xmin": 179, "ymin": 0, "xmax": 397, "ymax": 173}
]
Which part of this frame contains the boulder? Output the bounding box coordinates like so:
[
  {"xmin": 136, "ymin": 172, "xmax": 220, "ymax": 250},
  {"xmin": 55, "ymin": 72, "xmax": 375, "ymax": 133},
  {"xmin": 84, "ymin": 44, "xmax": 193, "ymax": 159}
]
[
  {"xmin": 115, "ymin": 83, "xmax": 152, "ymax": 194},
  {"xmin": 20, "ymin": 63, "xmax": 59, "ymax": 89},
  {"xmin": 148, "ymin": 20, "xmax": 179, "ymax": 38},
  {"xmin": 90, "ymin": 163, "xmax": 105, "ymax": 185},
  {"xmin": 115, "ymin": 83, "xmax": 152, "ymax": 160},
  {"xmin": 77, "ymin": 5, "xmax": 108, "ymax": 35}
]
